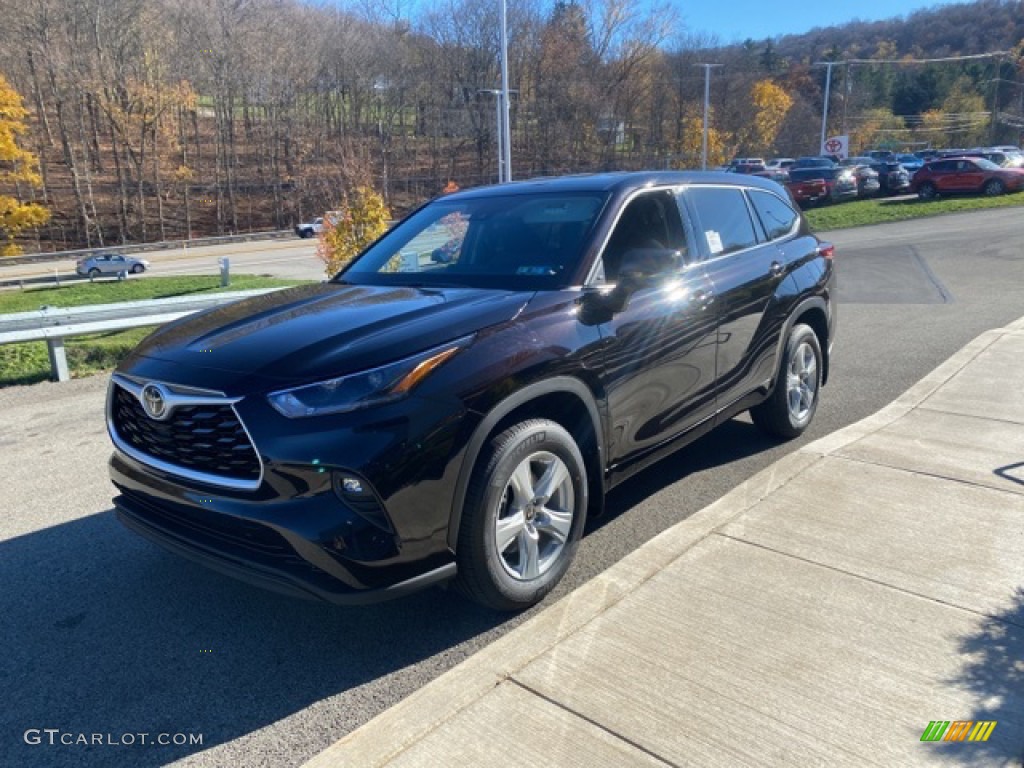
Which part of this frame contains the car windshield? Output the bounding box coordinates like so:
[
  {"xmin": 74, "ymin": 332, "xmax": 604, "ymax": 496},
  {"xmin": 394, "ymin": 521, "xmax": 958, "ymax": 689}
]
[{"xmin": 337, "ymin": 191, "xmax": 609, "ymax": 290}]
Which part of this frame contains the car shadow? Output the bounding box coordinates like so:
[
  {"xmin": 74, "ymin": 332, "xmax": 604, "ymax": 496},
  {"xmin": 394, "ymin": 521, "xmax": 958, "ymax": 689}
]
[
  {"xmin": 940, "ymin": 587, "xmax": 1024, "ymax": 765},
  {"xmin": 994, "ymin": 461, "xmax": 1024, "ymax": 487},
  {"xmin": 0, "ymin": 510, "xmax": 512, "ymax": 767}
]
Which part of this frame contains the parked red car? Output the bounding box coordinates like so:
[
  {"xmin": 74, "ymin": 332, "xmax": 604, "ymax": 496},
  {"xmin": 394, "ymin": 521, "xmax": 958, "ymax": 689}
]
[{"xmin": 911, "ymin": 157, "xmax": 1024, "ymax": 199}]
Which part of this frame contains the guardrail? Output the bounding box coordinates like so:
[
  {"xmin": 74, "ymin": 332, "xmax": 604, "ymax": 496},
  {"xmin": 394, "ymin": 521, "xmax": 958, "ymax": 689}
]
[{"xmin": 0, "ymin": 287, "xmax": 285, "ymax": 382}]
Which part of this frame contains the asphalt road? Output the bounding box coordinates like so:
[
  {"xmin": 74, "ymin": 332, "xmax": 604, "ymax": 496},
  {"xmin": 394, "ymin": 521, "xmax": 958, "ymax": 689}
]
[
  {"xmin": 2, "ymin": 208, "xmax": 1024, "ymax": 767},
  {"xmin": 0, "ymin": 236, "xmax": 325, "ymax": 287}
]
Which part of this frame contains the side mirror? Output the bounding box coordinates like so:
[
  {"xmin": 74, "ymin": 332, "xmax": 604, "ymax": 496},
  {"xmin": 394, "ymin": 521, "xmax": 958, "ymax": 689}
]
[{"xmin": 580, "ymin": 248, "xmax": 683, "ymax": 324}]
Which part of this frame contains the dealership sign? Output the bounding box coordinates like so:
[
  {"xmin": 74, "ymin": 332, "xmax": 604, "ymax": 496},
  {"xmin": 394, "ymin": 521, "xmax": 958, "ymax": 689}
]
[{"xmin": 821, "ymin": 135, "xmax": 849, "ymax": 158}]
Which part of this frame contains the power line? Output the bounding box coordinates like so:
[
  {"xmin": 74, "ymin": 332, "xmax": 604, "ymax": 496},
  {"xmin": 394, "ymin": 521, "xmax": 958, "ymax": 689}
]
[{"xmin": 837, "ymin": 50, "xmax": 1012, "ymax": 65}]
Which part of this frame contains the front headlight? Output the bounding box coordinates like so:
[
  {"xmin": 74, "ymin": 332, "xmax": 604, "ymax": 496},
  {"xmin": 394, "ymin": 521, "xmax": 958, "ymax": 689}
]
[{"xmin": 267, "ymin": 337, "xmax": 470, "ymax": 418}]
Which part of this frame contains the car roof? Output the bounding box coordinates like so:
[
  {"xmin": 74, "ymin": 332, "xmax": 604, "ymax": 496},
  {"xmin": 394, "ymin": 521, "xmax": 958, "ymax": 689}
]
[{"xmin": 440, "ymin": 171, "xmax": 786, "ymax": 201}]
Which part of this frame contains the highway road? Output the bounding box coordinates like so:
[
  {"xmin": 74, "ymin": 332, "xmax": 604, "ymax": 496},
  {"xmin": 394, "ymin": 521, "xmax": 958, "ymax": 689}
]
[
  {"xmin": 0, "ymin": 236, "xmax": 326, "ymax": 286},
  {"xmin": 3, "ymin": 208, "xmax": 1024, "ymax": 767}
]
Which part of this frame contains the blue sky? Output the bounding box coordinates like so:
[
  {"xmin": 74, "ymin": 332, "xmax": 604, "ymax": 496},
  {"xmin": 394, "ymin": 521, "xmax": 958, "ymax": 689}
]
[{"xmin": 678, "ymin": 0, "xmax": 969, "ymax": 43}]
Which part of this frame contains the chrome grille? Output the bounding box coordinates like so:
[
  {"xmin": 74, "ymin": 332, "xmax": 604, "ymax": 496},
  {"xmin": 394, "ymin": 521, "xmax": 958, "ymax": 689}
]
[{"xmin": 110, "ymin": 377, "xmax": 261, "ymax": 487}]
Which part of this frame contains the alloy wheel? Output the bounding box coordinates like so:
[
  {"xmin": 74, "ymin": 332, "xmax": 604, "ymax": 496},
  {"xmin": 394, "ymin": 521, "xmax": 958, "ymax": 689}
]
[
  {"xmin": 493, "ymin": 451, "xmax": 574, "ymax": 581},
  {"xmin": 786, "ymin": 341, "xmax": 818, "ymax": 423}
]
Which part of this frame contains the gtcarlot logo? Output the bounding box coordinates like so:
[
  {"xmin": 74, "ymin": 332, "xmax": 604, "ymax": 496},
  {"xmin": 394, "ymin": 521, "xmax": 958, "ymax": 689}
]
[{"xmin": 24, "ymin": 729, "xmax": 204, "ymax": 747}]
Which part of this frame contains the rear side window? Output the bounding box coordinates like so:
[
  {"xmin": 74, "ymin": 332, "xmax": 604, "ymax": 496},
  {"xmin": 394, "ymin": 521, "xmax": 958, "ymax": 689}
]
[
  {"xmin": 748, "ymin": 191, "xmax": 798, "ymax": 241},
  {"xmin": 686, "ymin": 187, "xmax": 758, "ymax": 257}
]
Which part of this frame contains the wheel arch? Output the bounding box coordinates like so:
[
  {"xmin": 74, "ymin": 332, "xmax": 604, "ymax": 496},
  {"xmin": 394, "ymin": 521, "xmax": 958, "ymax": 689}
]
[
  {"xmin": 776, "ymin": 296, "xmax": 831, "ymax": 388},
  {"xmin": 447, "ymin": 376, "xmax": 606, "ymax": 552}
]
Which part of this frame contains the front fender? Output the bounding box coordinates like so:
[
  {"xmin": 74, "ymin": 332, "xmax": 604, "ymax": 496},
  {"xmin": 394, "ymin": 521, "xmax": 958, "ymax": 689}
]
[{"xmin": 446, "ymin": 375, "xmax": 606, "ymax": 551}]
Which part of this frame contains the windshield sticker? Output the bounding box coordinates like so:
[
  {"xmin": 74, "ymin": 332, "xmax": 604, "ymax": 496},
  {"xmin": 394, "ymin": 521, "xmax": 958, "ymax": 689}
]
[
  {"xmin": 516, "ymin": 266, "xmax": 555, "ymax": 276},
  {"xmin": 705, "ymin": 230, "xmax": 724, "ymax": 254}
]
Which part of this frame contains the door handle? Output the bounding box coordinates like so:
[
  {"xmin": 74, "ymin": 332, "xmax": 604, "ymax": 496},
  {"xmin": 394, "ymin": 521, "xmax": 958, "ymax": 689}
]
[{"xmin": 769, "ymin": 261, "xmax": 785, "ymax": 277}]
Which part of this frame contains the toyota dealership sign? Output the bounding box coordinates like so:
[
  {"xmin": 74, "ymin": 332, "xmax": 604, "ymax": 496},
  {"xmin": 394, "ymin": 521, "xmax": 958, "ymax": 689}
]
[{"xmin": 821, "ymin": 134, "xmax": 849, "ymax": 159}]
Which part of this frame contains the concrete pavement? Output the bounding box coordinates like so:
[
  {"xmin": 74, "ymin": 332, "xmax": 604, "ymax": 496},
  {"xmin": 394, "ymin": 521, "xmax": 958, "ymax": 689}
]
[{"xmin": 306, "ymin": 319, "xmax": 1024, "ymax": 768}]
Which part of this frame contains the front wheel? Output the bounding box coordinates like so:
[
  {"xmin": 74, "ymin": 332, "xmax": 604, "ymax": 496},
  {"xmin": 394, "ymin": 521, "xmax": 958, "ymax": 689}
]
[
  {"xmin": 917, "ymin": 182, "xmax": 938, "ymax": 200},
  {"xmin": 456, "ymin": 419, "xmax": 588, "ymax": 611},
  {"xmin": 130, "ymin": 264, "xmax": 144, "ymax": 274},
  {"xmin": 750, "ymin": 323, "xmax": 822, "ymax": 439},
  {"xmin": 88, "ymin": 268, "xmax": 100, "ymax": 278}
]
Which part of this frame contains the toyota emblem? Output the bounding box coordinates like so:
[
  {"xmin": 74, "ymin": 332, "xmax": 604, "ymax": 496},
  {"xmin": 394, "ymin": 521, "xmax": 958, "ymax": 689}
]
[{"xmin": 141, "ymin": 383, "xmax": 170, "ymax": 420}]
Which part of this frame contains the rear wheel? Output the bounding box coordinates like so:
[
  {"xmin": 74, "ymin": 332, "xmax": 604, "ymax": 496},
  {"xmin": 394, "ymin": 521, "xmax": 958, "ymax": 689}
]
[
  {"xmin": 983, "ymin": 179, "xmax": 1004, "ymax": 196},
  {"xmin": 456, "ymin": 419, "xmax": 587, "ymax": 611},
  {"xmin": 917, "ymin": 182, "xmax": 938, "ymax": 200},
  {"xmin": 751, "ymin": 323, "xmax": 822, "ymax": 439}
]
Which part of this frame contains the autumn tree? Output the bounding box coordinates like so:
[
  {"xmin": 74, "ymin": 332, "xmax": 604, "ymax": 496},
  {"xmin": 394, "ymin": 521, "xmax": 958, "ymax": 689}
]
[
  {"xmin": 317, "ymin": 186, "xmax": 390, "ymax": 276},
  {"xmin": 675, "ymin": 110, "xmax": 727, "ymax": 168},
  {"xmin": 737, "ymin": 79, "xmax": 793, "ymax": 155},
  {"xmin": 849, "ymin": 107, "xmax": 906, "ymax": 153},
  {"xmin": 0, "ymin": 74, "xmax": 49, "ymax": 255}
]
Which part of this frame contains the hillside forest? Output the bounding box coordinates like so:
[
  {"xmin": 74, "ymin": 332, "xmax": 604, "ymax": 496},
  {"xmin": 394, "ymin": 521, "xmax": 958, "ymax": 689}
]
[{"xmin": 0, "ymin": 0, "xmax": 1022, "ymax": 253}]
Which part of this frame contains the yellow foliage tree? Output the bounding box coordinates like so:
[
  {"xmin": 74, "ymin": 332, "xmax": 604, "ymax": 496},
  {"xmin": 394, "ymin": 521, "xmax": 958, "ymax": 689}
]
[
  {"xmin": 675, "ymin": 113, "xmax": 728, "ymax": 168},
  {"xmin": 316, "ymin": 186, "xmax": 391, "ymax": 277},
  {"xmin": 745, "ymin": 80, "xmax": 793, "ymax": 154},
  {"xmin": 850, "ymin": 108, "xmax": 907, "ymax": 153},
  {"xmin": 0, "ymin": 74, "xmax": 49, "ymax": 256}
]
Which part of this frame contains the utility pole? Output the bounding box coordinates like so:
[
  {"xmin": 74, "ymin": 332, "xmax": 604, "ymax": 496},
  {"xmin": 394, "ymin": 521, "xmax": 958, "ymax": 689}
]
[
  {"xmin": 989, "ymin": 55, "xmax": 1001, "ymax": 145},
  {"xmin": 841, "ymin": 61, "xmax": 851, "ymax": 136},
  {"xmin": 499, "ymin": 0, "xmax": 512, "ymax": 181},
  {"xmin": 816, "ymin": 61, "xmax": 836, "ymax": 154},
  {"xmin": 695, "ymin": 63, "xmax": 722, "ymax": 170}
]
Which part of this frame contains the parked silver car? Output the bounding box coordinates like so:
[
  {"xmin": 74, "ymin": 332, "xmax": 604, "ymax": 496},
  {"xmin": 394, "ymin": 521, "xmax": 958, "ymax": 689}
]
[{"xmin": 76, "ymin": 253, "xmax": 150, "ymax": 278}]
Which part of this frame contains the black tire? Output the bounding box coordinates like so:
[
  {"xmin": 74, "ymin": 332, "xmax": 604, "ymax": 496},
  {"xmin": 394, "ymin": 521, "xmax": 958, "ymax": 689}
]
[
  {"xmin": 917, "ymin": 182, "xmax": 938, "ymax": 200},
  {"xmin": 456, "ymin": 419, "xmax": 588, "ymax": 611},
  {"xmin": 130, "ymin": 263, "xmax": 144, "ymax": 274},
  {"xmin": 299, "ymin": 229, "xmax": 312, "ymax": 238},
  {"xmin": 983, "ymin": 179, "xmax": 1004, "ymax": 197},
  {"xmin": 88, "ymin": 268, "xmax": 100, "ymax": 278},
  {"xmin": 750, "ymin": 323, "xmax": 822, "ymax": 439}
]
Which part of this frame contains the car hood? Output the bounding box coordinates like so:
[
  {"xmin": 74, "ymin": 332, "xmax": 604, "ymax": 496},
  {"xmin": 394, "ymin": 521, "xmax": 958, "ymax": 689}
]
[{"xmin": 121, "ymin": 282, "xmax": 532, "ymax": 391}]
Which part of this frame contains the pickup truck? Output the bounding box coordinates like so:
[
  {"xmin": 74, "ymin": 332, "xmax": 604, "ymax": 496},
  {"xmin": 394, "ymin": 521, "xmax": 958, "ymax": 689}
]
[
  {"xmin": 787, "ymin": 167, "xmax": 857, "ymax": 206},
  {"xmin": 294, "ymin": 217, "xmax": 325, "ymax": 238},
  {"xmin": 786, "ymin": 173, "xmax": 830, "ymax": 207}
]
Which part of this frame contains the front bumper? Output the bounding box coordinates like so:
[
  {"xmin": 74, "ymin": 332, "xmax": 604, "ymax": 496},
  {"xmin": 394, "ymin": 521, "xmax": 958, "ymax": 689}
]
[{"xmin": 111, "ymin": 451, "xmax": 457, "ymax": 604}]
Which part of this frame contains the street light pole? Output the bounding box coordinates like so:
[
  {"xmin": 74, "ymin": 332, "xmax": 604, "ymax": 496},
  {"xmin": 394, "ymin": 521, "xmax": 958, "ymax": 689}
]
[
  {"xmin": 479, "ymin": 89, "xmax": 504, "ymax": 182},
  {"xmin": 695, "ymin": 63, "xmax": 721, "ymax": 170},
  {"xmin": 499, "ymin": 0, "xmax": 512, "ymax": 181}
]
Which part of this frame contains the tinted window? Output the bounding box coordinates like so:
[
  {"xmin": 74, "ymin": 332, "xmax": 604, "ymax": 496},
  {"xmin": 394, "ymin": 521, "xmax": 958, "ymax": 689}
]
[
  {"xmin": 600, "ymin": 190, "xmax": 689, "ymax": 281},
  {"xmin": 748, "ymin": 191, "xmax": 798, "ymax": 241},
  {"xmin": 930, "ymin": 160, "xmax": 957, "ymax": 172},
  {"xmin": 687, "ymin": 187, "xmax": 758, "ymax": 257}
]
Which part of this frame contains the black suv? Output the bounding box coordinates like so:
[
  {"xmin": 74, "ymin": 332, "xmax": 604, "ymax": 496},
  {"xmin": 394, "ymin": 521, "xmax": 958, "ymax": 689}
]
[{"xmin": 107, "ymin": 172, "xmax": 836, "ymax": 611}]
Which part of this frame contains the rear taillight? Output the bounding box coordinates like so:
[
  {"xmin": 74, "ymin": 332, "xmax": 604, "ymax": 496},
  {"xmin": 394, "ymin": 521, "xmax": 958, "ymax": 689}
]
[{"xmin": 817, "ymin": 242, "xmax": 834, "ymax": 260}]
